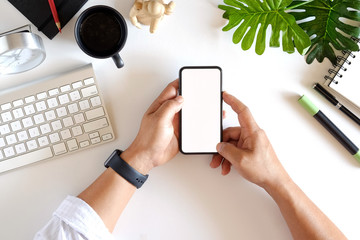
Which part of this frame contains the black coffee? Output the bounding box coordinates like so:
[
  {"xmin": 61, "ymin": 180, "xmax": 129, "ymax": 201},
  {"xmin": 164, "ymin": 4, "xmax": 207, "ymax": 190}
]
[{"xmin": 79, "ymin": 12, "xmax": 122, "ymax": 56}]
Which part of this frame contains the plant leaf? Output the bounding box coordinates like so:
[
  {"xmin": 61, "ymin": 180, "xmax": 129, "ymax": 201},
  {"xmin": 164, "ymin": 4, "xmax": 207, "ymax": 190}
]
[
  {"xmin": 288, "ymin": 0, "xmax": 360, "ymax": 64},
  {"xmin": 219, "ymin": 0, "xmax": 311, "ymax": 55}
]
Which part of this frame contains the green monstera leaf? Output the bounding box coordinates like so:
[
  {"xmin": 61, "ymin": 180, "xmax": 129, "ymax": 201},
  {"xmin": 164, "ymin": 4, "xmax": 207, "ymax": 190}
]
[
  {"xmin": 219, "ymin": 0, "xmax": 311, "ymax": 55},
  {"xmin": 289, "ymin": 0, "xmax": 360, "ymax": 65}
]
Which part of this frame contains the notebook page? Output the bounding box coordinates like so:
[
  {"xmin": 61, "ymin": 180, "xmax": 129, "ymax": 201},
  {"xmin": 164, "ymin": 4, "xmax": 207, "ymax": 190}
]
[{"xmin": 329, "ymin": 51, "xmax": 360, "ymax": 108}]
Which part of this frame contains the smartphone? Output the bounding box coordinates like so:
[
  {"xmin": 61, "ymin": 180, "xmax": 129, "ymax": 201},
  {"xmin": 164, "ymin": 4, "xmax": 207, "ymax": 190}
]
[{"xmin": 179, "ymin": 66, "xmax": 222, "ymax": 154}]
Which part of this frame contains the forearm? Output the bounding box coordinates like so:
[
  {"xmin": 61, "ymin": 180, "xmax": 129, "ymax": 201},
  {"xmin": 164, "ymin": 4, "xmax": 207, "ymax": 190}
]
[
  {"xmin": 77, "ymin": 149, "xmax": 152, "ymax": 232},
  {"xmin": 265, "ymin": 177, "xmax": 347, "ymax": 240},
  {"xmin": 78, "ymin": 167, "xmax": 136, "ymax": 232}
]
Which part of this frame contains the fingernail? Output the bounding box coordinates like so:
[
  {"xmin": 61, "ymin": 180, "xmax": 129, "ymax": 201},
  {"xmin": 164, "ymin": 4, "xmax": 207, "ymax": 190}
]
[
  {"xmin": 175, "ymin": 96, "xmax": 184, "ymax": 103},
  {"xmin": 216, "ymin": 143, "xmax": 224, "ymax": 153}
]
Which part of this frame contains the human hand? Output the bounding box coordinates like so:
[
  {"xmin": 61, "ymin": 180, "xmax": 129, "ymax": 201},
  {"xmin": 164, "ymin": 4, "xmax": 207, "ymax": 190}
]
[
  {"xmin": 210, "ymin": 92, "xmax": 290, "ymax": 189},
  {"xmin": 121, "ymin": 79, "xmax": 183, "ymax": 174}
]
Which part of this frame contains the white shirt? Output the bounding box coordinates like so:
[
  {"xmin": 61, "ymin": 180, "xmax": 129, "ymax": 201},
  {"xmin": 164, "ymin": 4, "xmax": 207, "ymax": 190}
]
[{"xmin": 35, "ymin": 196, "xmax": 114, "ymax": 240}]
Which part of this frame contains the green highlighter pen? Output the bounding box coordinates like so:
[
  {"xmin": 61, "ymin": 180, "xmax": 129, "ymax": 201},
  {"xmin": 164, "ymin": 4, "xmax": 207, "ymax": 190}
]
[{"xmin": 298, "ymin": 95, "xmax": 360, "ymax": 163}]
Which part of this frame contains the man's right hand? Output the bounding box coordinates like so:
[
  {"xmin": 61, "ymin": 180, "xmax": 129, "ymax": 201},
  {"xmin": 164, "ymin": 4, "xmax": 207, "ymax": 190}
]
[{"xmin": 210, "ymin": 92, "xmax": 290, "ymax": 190}]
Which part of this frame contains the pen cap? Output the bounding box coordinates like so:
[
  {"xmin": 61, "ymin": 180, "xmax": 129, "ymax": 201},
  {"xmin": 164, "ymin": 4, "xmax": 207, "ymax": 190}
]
[
  {"xmin": 354, "ymin": 151, "xmax": 360, "ymax": 163},
  {"xmin": 298, "ymin": 95, "xmax": 319, "ymax": 116}
]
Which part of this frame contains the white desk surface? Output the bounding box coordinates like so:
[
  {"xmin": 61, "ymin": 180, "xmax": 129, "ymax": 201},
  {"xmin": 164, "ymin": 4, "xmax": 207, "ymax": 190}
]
[{"xmin": 1, "ymin": 0, "xmax": 360, "ymax": 239}]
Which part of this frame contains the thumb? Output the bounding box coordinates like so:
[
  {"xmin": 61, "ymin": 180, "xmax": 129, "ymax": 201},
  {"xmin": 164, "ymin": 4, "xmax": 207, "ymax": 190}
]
[
  {"xmin": 216, "ymin": 142, "xmax": 243, "ymax": 165},
  {"xmin": 156, "ymin": 96, "xmax": 183, "ymax": 122}
]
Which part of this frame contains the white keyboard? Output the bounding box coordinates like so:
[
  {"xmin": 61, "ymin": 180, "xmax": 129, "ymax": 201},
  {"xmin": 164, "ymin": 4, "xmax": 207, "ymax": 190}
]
[{"xmin": 0, "ymin": 64, "xmax": 114, "ymax": 173}]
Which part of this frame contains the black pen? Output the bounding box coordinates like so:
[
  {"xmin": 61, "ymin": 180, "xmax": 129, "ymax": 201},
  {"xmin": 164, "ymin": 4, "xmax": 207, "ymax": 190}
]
[
  {"xmin": 298, "ymin": 95, "xmax": 360, "ymax": 163},
  {"xmin": 313, "ymin": 83, "xmax": 360, "ymax": 126}
]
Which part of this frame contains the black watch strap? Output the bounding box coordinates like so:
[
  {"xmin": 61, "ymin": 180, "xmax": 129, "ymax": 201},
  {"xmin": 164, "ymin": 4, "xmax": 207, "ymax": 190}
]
[{"xmin": 104, "ymin": 149, "xmax": 149, "ymax": 189}]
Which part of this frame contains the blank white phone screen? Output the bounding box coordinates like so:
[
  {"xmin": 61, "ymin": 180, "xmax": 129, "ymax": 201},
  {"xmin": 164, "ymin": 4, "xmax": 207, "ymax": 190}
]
[{"xmin": 180, "ymin": 67, "xmax": 222, "ymax": 153}]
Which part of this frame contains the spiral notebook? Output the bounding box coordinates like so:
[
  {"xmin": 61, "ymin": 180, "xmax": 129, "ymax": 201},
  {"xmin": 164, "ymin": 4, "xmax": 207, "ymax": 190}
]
[{"xmin": 323, "ymin": 38, "xmax": 360, "ymax": 112}]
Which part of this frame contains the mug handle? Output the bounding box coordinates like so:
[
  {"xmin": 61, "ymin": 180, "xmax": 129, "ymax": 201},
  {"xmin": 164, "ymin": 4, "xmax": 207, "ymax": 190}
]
[{"xmin": 112, "ymin": 53, "xmax": 124, "ymax": 68}]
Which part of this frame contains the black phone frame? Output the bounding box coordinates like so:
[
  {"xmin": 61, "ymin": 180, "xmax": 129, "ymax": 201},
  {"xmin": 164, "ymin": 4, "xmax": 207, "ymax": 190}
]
[{"xmin": 179, "ymin": 66, "xmax": 223, "ymax": 155}]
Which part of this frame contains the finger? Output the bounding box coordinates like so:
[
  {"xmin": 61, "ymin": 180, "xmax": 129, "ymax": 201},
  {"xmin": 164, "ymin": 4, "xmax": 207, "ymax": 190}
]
[
  {"xmin": 155, "ymin": 96, "xmax": 184, "ymax": 124},
  {"xmin": 147, "ymin": 79, "xmax": 179, "ymax": 114},
  {"xmin": 216, "ymin": 142, "xmax": 244, "ymax": 166},
  {"xmin": 223, "ymin": 127, "xmax": 241, "ymax": 142},
  {"xmin": 223, "ymin": 92, "xmax": 259, "ymax": 132},
  {"xmin": 221, "ymin": 159, "xmax": 232, "ymax": 175},
  {"xmin": 173, "ymin": 112, "xmax": 180, "ymax": 139},
  {"xmin": 211, "ymin": 139, "xmax": 237, "ymax": 169},
  {"xmin": 210, "ymin": 154, "xmax": 223, "ymax": 168},
  {"xmin": 223, "ymin": 110, "xmax": 226, "ymax": 119}
]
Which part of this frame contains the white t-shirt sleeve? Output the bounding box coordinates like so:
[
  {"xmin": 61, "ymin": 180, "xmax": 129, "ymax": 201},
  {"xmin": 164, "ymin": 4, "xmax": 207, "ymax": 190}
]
[{"xmin": 34, "ymin": 196, "xmax": 114, "ymax": 240}]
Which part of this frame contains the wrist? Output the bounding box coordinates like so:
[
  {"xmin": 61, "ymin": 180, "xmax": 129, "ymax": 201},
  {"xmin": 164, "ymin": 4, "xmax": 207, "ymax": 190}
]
[
  {"xmin": 121, "ymin": 148, "xmax": 154, "ymax": 175},
  {"xmin": 263, "ymin": 173, "xmax": 294, "ymax": 198}
]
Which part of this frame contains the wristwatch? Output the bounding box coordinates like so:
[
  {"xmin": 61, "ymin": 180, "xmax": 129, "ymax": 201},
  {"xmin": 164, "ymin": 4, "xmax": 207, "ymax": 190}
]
[{"xmin": 104, "ymin": 149, "xmax": 149, "ymax": 189}]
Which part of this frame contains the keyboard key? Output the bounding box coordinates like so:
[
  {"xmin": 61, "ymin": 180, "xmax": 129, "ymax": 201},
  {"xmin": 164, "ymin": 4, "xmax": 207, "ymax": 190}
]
[
  {"xmin": 34, "ymin": 114, "xmax": 45, "ymax": 124},
  {"xmin": 63, "ymin": 117, "xmax": 74, "ymax": 128},
  {"xmin": 0, "ymin": 138, "xmax": 5, "ymax": 147},
  {"xmin": 24, "ymin": 105, "xmax": 36, "ymax": 115},
  {"xmin": 67, "ymin": 103, "xmax": 79, "ymax": 114},
  {"xmin": 0, "ymin": 124, "xmax": 10, "ymax": 135},
  {"xmin": 4, "ymin": 147, "xmax": 15, "ymax": 158},
  {"xmin": 40, "ymin": 124, "xmax": 51, "ymax": 134},
  {"xmin": 59, "ymin": 94, "xmax": 70, "ymax": 105},
  {"xmin": 81, "ymin": 86, "xmax": 98, "ymax": 98},
  {"xmin": 35, "ymin": 101, "xmax": 47, "ymax": 112},
  {"xmin": 67, "ymin": 139, "xmax": 78, "ymax": 151},
  {"xmin": 17, "ymin": 131, "xmax": 28, "ymax": 141},
  {"xmin": 22, "ymin": 117, "xmax": 34, "ymax": 128},
  {"xmin": 6, "ymin": 134, "xmax": 17, "ymax": 145},
  {"xmin": 48, "ymin": 88, "xmax": 59, "ymax": 96},
  {"xmin": 83, "ymin": 118, "xmax": 108, "ymax": 133},
  {"xmin": 26, "ymin": 140, "xmax": 38, "ymax": 151},
  {"xmin": 69, "ymin": 90, "xmax": 81, "ymax": 101},
  {"xmin": 102, "ymin": 133, "xmax": 113, "ymax": 141},
  {"xmin": 49, "ymin": 133, "xmax": 60, "ymax": 143},
  {"xmin": 60, "ymin": 129, "xmax": 72, "ymax": 140},
  {"xmin": 85, "ymin": 107, "xmax": 104, "ymax": 120},
  {"xmin": 13, "ymin": 99, "xmax": 24, "ymax": 107},
  {"xmin": 38, "ymin": 136, "xmax": 49, "ymax": 147},
  {"xmin": 91, "ymin": 137, "xmax": 101, "ymax": 144},
  {"xmin": 29, "ymin": 127, "xmax": 40, "ymax": 138},
  {"xmin": 79, "ymin": 140, "xmax": 90, "ymax": 148},
  {"xmin": 72, "ymin": 81, "xmax": 83, "ymax": 89},
  {"xmin": 0, "ymin": 151, "xmax": 3, "ymax": 160},
  {"xmin": 79, "ymin": 100, "xmax": 90, "ymax": 110},
  {"xmin": 53, "ymin": 142, "xmax": 67, "ymax": 155},
  {"xmin": 1, "ymin": 112, "xmax": 13, "ymax": 122},
  {"xmin": 0, "ymin": 147, "xmax": 53, "ymax": 171},
  {"xmin": 72, "ymin": 126, "xmax": 83, "ymax": 137},
  {"xmin": 56, "ymin": 107, "xmax": 67, "ymax": 117},
  {"xmin": 1, "ymin": 103, "xmax": 11, "ymax": 111},
  {"xmin": 89, "ymin": 132, "xmax": 99, "ymax": 138},
  {"xmin": 15, "ymin": 143, "xmax": 26, "ymax": 154},
  {"xmin": 10, "ymin": 121, "xmax": 22, "ymax": 132},
  {"xmin": 37, "ymin": 92, "xmax": 47, "ymax": 100},
  {"xmin": 60, "ymin": 85, "xmax": 71, "ymax": 92},
  {"xmin": 47, "ymin": 98, "xmax": 59, "ymax": 108},
  {"xmin": 12, "ymin": 108, "xmax": 24, "ymax": 119},
  {"xmin": 74, "ymin": 113, "xmax": 85, "ymax": 124},
  {"xmin": 90, "ymin": 96, "xmax": 102, "ymax": 107},
  {"xmin": 84, "ymin": 78, "xmax": 94, "ymax": 85},
  {"xmin": 25, "ymin": 96, "xmax": 35, "ymax": 103},
  {"xmin": 51, "ymin": 120, "xmax": 62, "ymax": 131},
  {"xmin": 45, "ymin": 110, "xmax": 56, "ymax": 121}
]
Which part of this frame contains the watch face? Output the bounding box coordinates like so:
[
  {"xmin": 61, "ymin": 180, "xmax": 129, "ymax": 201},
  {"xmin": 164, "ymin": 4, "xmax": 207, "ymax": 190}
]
[
  {"xmin": 0, "ymin": 48, "xmax": 45, "ymax": 74},
  {"xmin": 0, "ymin": 32, "xmax": 46, "ymax": 75}
]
